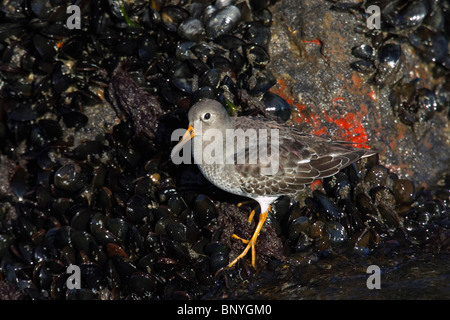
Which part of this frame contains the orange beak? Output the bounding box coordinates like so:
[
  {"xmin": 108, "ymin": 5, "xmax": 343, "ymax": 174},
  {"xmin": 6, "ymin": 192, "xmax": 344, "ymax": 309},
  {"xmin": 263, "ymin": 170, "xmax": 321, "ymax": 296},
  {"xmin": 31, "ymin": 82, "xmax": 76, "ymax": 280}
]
[
  {"xmin": 171, "ymin": 125, "xmax": 195, "ymax": 160},
  {"xmin": 180, "ymin": 124, "xmax": 195, "ymax": 142}
]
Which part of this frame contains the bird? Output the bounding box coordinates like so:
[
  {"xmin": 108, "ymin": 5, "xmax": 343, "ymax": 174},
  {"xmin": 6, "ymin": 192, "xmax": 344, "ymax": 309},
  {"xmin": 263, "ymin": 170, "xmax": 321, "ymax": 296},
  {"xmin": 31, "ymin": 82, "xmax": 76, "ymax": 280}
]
[{"xmin": 171, "ymin": 99, "xmax": 376, "ymax": 268}]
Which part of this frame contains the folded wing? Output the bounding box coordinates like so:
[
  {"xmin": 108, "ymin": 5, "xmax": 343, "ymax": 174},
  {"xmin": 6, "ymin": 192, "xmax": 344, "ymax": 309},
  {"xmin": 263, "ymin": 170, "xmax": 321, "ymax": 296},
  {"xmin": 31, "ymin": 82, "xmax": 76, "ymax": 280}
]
[{"xmin": 232, "ymin": 117, "xmax": 376, "ymax": 196}]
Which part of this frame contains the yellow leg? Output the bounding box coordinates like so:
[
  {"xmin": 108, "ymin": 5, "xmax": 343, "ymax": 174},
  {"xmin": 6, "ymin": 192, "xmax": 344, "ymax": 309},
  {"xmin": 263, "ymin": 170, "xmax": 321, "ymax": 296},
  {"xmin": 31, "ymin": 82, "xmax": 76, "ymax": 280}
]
[
  {"xmin": 232, "ymin": 234, "xmax": 249, "ymax": 243},
  {"xmin": 248, "ymin": 208, "xmax": 257, "ymax": 224},
  {"xmin": 248, "ymin": 204, "xmax": 270, "ymax": 224},
  {"xmin": 228, "ymin": 211, "xmax": 269, "ymax": 268},
  {"xmin": 237, "ymin": 201, "xmax": 253, "ymax": 208},
  {"xmin": 237, "ymin": 202, "xmax": 271, "ymax": 224},
  {"xmin": 238, "ymin": 201, "xmax": 258, "ymax": 224}
]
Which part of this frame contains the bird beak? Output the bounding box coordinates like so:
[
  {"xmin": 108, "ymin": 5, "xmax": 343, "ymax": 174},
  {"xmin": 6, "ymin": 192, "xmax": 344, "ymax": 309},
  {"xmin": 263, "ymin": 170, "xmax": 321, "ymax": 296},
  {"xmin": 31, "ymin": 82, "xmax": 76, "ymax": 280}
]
[
  {"xmin": 181, "ymin": 125, "xmax": 196, "ymax": 143},
  {"xmin": 171, "ymin": 125, "xmax": 195, "ymax": 160}
]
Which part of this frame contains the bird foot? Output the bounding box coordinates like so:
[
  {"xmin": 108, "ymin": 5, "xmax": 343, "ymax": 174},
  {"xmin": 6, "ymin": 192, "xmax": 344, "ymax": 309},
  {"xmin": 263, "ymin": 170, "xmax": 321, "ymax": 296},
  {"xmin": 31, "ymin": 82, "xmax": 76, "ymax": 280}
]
[
  {"xmin": 237, "ymin": 201, "xmax": 257, "ymax": 224},
  {"xmin": 231, "ymin": 234, "xmax": 249, "ymax": 244},
  {"xmin": 237, "ymin": 203, "xmax": 271, "ymax": 225},
  {"xmin": 248, "ymin": 204, "xmax": 271, "ymax": 224},
  {"xmin": 228, "ymin": 236, "xmax": 256, "ymax": 268},
  {"xmin": 228, "ymin": 211, "xmax": 268, "ymax": 268}
]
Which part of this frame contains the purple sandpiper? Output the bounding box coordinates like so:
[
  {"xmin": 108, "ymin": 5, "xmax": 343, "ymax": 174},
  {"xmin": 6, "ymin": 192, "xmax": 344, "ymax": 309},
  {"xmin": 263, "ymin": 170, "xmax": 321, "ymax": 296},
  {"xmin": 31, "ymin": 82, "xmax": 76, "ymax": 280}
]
[{"xmin": 171, "ymin": 99, "xmax": 376, "ymax": 268}]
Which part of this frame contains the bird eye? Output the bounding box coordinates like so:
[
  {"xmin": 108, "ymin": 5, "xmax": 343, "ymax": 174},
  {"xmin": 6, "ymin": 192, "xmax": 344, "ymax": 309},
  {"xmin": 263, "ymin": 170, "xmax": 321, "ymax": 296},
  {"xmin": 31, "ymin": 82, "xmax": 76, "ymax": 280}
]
[{"xmin": 203, "ymin": 113, "xmax": 211, "ymax": 120}]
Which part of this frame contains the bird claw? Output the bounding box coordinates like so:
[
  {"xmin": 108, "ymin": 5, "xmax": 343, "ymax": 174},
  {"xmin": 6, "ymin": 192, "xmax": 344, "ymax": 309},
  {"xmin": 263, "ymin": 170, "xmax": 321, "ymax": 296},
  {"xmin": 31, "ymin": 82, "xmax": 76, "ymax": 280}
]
[
  {"xmin": 231, "ymin": 234, "xmax": 249, "ymax": 244},
  {"xmin": 247, "ymin": 209, "xmax": 256, "ymax": 224},
  {"xmin": 228, "ymin": 237, "xmax": 256, "ymax": 268},
  {"xmin": 237, "ymin": 201, "xmax": 257, "ymax": 224},
  {"xmin": 228, "ymin": 211, "xmax": 269, "ymax": 269}
]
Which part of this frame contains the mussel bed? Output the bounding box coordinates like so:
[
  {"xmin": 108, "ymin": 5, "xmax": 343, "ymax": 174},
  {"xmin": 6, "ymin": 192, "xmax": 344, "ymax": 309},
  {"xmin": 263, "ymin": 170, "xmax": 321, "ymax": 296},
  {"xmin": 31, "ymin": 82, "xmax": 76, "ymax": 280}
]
[{"xmin": 0, "ymin": 0, "xmax": 449, "ymax": 299}]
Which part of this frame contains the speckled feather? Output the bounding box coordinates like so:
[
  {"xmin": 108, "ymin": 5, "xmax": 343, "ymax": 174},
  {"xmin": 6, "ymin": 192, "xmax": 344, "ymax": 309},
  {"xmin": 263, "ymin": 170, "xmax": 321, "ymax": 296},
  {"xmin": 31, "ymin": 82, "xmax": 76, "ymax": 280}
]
[
  {"xmin": 230, "ymin": 116, "xmax": 375, "ymax": 197},
  {"xmin": 184, "ymin": 99, "xmax": 376, "ymax": 200}
]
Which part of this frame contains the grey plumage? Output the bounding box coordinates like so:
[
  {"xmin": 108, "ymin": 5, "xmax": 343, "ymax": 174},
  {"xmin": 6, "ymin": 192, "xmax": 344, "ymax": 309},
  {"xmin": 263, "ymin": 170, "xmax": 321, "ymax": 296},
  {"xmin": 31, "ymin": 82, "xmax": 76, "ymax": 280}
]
[
  {"xmin": 178, "ymin": 99, "xmax": 376, "ymax": 199},
  {"xmin": 171, "ymin": 99, "xmax": 376, "ymax": 268}
]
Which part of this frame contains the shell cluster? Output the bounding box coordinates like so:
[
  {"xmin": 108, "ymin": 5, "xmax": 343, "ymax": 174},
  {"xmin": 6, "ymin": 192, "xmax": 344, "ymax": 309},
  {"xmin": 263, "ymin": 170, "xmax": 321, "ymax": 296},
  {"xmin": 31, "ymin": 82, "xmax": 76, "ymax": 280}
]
[
  {"xmin": 346, "ymin": 0, "xmax": 450, "ymax": 126},
  {"xmin": 0, "ymin": 0, "xmax": 448, "ymax": 300},
  {"xmin": 283, "ymin": 159, "xmax": 449, "ymax": 263}
]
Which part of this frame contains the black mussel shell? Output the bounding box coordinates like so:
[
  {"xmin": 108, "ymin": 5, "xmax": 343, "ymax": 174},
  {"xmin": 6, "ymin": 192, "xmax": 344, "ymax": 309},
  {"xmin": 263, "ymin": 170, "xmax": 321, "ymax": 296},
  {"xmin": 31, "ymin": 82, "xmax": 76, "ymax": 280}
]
[
  {"xmin": 384, "ymin": 0, "xmax": 429, "ymax": 29},
  {"xmin": 138, "ymin": 34, "xmax": 159, "ymax": 62},
  {"xmin": 53, "ymin": 164, "xmax": 88, "ymax": 193},
  {"xmin": 193, "ymin": 194, "xmax": 218, "ymax": 227},
  {"xmin": 262, "ymin": 92, "xmax": 291, "ymax": 121},
  {"xmin": 214, "ymin": 34, "xmax": 245, "ymax": 50},
  {"xmin": 244, "ymin": 44, "xmax": 270, "ymax": 68},
  {"xmin": 160, "ymin": 5, "xmax": 190, "ymax": 33},
  {"xmin": 243, "ymin": 22, "xmax": 271, "ymax": 47},
  {"xmin": 379, "ymin": 43, "xmax": 402, "ymax": 68},
  {"xmin": 62, "ymin": 111, "xmax": 89, "ymax": 130},
  {"xmin": 178, "ymin": 18, "xmax": 206, "ymax": 42},
  {"xmin": 206, "ymin": 5, "xmax": 242, "ymax": 39},
  {"xmin": 127, "ymin": 272, "xmax": 158, "ymax": 298},
  {"xmin": 415, "ymin": 88, "xmax": 438, "ymax": 122},
  {"xmin": 351, "ymin": 44, "xmax": 374, "ymax": 60}
]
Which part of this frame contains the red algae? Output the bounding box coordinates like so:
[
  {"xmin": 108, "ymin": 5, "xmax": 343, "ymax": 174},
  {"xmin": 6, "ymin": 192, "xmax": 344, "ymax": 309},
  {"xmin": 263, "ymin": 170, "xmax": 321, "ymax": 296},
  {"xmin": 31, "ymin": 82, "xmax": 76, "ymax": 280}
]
[{"xmin": 271, "ymin": 78, "xmax": 371, "ymax": 149}]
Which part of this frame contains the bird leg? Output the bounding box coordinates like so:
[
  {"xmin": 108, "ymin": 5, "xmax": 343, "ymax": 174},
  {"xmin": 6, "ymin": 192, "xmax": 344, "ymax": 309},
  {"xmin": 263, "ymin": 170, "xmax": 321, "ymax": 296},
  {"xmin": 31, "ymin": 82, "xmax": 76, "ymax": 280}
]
[
  {"xmin": 231, "ymin": 234, "xmax": 249, "ymax": 243},
  {"xmin": 237, "ymin": 201, "xmax": 258, "ymax": 224},
  {"xmin": 247, "ymin": 204, "xmax": 271, "ymax": 224},
  {"xmin": 228, "ymin": 210, "xmax": 269, "ymax": 268},
  {"xmin": 248, "ymin": 208, "xmax": 257, "ymax": 224}
]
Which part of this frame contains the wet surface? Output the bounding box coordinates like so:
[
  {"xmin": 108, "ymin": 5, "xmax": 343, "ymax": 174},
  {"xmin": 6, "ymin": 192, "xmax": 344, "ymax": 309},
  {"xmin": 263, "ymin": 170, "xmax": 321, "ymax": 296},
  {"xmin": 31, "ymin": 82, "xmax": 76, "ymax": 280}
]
[
  {"xmin": 267, "ymin": 0, "xmax": 449, "ymax": 187},
  {"xmin": 0, "ymin": 0, "xmax": 448, "ymax": 300},
  {"xmin": 211, "ymin": 253, "xmax": 450, "ymax": 299}
]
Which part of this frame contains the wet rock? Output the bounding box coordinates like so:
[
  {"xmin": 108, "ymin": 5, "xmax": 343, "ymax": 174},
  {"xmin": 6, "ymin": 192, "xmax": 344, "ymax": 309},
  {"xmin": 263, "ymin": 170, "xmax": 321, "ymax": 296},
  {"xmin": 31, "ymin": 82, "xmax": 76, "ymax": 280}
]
[
  {"xmin": 107, "ymin": 63, "xmax": 164, "ymax": 139},
  {"xmin": 0, "ymin": 0, "xmax": 448, "ymax": 302}
]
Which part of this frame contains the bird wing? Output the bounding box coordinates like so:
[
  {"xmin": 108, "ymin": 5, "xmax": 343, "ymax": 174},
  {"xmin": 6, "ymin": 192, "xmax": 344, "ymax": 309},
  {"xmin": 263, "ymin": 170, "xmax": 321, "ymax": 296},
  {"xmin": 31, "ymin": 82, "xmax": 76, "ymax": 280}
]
[{"xmin": 231, "ymin": 117, "xmax": 376, "ymax": 196}]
